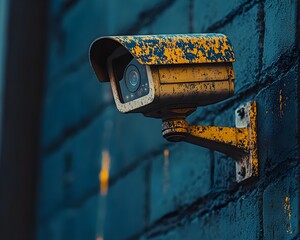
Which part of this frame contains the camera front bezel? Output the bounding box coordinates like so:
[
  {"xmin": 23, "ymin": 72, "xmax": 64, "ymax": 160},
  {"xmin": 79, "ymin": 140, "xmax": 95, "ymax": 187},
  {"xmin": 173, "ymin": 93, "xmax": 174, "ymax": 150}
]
[{"xmin": 107, "ymin": 47, "xmax": 155, "ymax": 113}]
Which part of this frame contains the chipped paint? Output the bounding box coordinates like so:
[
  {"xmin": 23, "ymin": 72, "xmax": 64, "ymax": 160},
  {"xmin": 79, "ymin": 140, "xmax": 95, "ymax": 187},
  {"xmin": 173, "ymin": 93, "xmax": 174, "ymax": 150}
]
[
  {"xmin": 90, "ymin": 34, "xmax": 235, "ymax": 82},
  {"xmin": 112, "ymin": 34, "xmax": 235, "ymax": 65},
  {"xmin": 90, "ymin": 33, "xmax": 236, "ymax": 117},
  {"xmin": 284, "ymin": 196, "xmax": 293, "ymax": 234}
]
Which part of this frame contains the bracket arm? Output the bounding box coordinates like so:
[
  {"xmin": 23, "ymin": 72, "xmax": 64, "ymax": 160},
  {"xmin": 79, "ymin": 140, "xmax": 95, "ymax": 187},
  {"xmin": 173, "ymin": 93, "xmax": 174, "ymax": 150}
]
[{"xmin": 162, "ymin": 102, "xmax": 258, "ymax": 182}]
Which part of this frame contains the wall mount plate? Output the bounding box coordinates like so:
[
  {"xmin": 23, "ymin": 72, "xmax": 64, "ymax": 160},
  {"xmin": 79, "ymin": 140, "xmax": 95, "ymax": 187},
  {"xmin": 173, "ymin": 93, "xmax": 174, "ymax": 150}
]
[{"xmin": 235, "ymin": 102, "xmax": 258, "ymax": 182}]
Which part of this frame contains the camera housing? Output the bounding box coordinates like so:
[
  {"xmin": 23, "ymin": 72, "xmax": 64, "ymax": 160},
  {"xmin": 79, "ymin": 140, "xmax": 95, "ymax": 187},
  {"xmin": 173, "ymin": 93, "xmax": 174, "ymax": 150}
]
[
  {"xmin": 90, "ymin": 34, "xmax": 235, "ymax": 119},
  {"xmin": 89, "ymin": 34, "xmax": 259, "ymax": 184}
]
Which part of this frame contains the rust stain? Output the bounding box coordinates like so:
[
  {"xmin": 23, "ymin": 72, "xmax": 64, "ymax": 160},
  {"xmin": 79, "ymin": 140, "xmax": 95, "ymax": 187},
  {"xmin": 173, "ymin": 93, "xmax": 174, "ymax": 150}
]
[
  {"xmin": 284, "ymin": 196, "xmax": 293, "ymax": 234},
  {"xmin": 249, "ymin": 102, "xmax": 258, "ymax": 177},
  {"xmin": 163, "ymin": 149, "xmax": 170, "ymax": 193},
  {"xmin": 279, "ymin": 89, "xmax": 284, "ymax": 117},
  {"xmin": 99, "ymin": 150, "xmax": 111, "ymax": 196}
]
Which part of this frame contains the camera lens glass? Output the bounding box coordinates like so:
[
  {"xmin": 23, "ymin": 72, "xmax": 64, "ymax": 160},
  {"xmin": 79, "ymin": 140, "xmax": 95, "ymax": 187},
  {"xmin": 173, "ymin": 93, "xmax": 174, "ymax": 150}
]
[{"xmin": 125, "ymin": 65, "xmax": 140, "ymax": 92}]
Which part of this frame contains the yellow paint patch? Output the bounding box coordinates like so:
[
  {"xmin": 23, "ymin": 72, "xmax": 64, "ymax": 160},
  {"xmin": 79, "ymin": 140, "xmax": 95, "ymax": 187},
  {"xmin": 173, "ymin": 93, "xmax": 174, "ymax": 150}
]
[
  {"xmin": 99, "ymin": 150, "xmax": 111, "ymax": 196},
  {"xmin": 163, "ymin": 149, "xmax": 170, "ymax": 193},
  {"xmin": 284, "ymin": 196, "xmax": 293, "ymax": 234}
]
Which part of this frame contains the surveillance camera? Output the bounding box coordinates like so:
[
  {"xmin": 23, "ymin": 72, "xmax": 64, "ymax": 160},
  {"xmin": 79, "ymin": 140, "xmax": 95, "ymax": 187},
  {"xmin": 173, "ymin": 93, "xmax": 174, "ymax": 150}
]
[{"xmin": 89, "ymin": 34, "xmax": 235, "ymax": 119}]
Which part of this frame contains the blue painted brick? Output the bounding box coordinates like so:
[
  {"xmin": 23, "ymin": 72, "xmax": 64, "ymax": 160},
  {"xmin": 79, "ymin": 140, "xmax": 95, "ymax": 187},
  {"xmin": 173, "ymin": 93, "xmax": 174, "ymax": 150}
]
[
  {"xmin": 107, "ymin": 112, "xmax": 165, "ymax": 177},
  {"xmin": 37, "ymin": 148, "xmax": 65, "ymax": 222},
  {"xmin": 37, "ymin": 195, "xmax": 98, "ymax": 240},
  {"xmin": 39, "ymin": 102, "xmax": 164, "ymax": 224},
  {"xmin": 218, "ymin": 5, "xmax": 261, "ymax": 92},
  {"xmin": 149, "ymin": 190, "xmax": 260, "ymax": 240},
  {"xmin": 104, "ymin": 164, "xmax": 147, "ymax": 239},
  {"xmin": 47, "ymin": 0, "xmax": 162, "ymax": 81},
  {"xmin": 263, "ymin": 169, "xmax": 299, "ymax": 239},
  {"xmin": 150, "ymin": 142, "xmax": 211, "ymax": 224},
  {"xmin": 38, "ymin": 109, "xmax": 109, "ymax": 222},
  {"xmin": 105, "ymin": 0, "xmax": 163, "ymax": 34},
  {"xmin": 47, "ymin": 0, "xmax": 110, "ymax": 83},
  {"xmin": 41, "ymin": 62, "xmax": 110, "ymax": 148},
  {"xmin": 194, "ymin": 0, "xmax": 250, "ymax": 31},
  {"xmin": 255, "ymin": 66, "xmax": 298, "ymax": 173},
  {"xmin": 263, "ymin": 0, "xmax": 298, "ymax": 69},
  {"xmin": 141, "ymin": 0, "xmax": 189, "ymax": 34}
]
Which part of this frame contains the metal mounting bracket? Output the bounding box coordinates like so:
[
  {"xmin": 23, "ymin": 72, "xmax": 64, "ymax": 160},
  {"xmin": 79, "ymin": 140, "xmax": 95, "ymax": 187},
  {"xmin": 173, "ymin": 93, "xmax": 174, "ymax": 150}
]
[
  {"xmin": 162, "ymin": 102, "xmax": 258, "ymax": 183},
  {"xmin": 235, "ymin": 102, "xmax": 258, "ymax": 182}
]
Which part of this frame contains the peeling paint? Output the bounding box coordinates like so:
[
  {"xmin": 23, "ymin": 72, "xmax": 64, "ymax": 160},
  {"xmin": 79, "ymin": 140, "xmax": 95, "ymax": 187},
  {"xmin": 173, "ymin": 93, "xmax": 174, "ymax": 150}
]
[
  {"xmin": 113, "ymin": 34, "xmax": 235, "ymax": 65},
  {"xmin": 90, "ymin": 34, "xmax": 235, "ymax": 82}
]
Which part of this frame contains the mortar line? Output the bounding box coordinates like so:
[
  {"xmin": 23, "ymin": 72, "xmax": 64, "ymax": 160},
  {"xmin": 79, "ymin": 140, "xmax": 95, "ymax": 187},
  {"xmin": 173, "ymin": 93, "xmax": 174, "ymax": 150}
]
[
  {"xmin": 48, "ymin": 0, "xmax": 258, "ymax": 90},
  {"xmin": 123, "ymin": 0, "xmax": 176, "ymax": 34},
  {"xmin": 41, "ymin": 101, "xmax": 113, "ymax": 156},
  {"xmin": 48, "ymin": 0, "xmax": 176, "ymax": 87},
  {"xmin": 257, "ymin": 0, "xmax": 265, "ymax": 76},
  {"xmin": 206, "ymin": 0, "xmax": 259, "ymax": 32},
  {"xmin": 39, "ymin": 151, "xmax": 299, "ymax": 231},
  {"xmin": 50, "ymin": 0, "xmax": 255, "ymax": 85},
  {"xmin": 135, "ymin": 162, "xmax": 300, "ymax": 239},
  {"xmin": 257, "ymin": 2, "xmax": 265, "ymax": 238},
  {"xmin": 295, "ymin": 0, "xmax": 300, "ymax": 237},
  {"xmin": 38, "ymin": 142, "xmax": 172, "ymax": 225}
]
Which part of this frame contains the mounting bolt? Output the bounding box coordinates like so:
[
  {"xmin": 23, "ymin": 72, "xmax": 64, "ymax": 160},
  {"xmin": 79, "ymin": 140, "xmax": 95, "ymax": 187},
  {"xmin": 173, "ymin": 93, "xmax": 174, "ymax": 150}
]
[
  {"xmin": 237, "ymin": 107, "xmax": 245, "ymax": 119},
  {"xmin": 238, "ymin": 167, "xmax": 246, "ymax": 177}
]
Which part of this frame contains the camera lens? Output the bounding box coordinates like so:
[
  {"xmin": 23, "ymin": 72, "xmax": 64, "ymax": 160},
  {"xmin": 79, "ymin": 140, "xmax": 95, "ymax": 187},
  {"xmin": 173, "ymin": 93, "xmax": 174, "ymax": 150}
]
[{"xmin": 125, "ymin": 65, "xmax": 140, "ymax": 92}]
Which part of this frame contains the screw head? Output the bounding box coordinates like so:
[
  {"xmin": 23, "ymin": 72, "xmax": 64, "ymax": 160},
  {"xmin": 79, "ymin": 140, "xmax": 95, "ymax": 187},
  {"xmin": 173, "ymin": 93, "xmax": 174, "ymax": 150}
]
[
  {"xmin": 238, "ymin": 167, "xmax": 246, "ymax": 177},
  {"xmin": 237, "ymin": 107, "xmax": 245, "ymax": 119}
]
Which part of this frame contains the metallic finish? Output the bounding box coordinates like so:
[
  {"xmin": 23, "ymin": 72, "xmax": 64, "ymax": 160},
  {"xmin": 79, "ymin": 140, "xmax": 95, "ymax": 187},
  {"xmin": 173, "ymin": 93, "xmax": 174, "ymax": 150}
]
[
  {"xmin": 90, "ymin": 34, "xmax": 235, "ymax": 82},
  {"xmin": 162, "ymin": 102, "xmax": 258, "ymax": 183}
]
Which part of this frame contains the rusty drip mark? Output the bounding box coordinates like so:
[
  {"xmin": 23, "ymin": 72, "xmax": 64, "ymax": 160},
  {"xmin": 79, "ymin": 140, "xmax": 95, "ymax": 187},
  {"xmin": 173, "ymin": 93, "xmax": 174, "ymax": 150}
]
[
  {"xmin": 100, "ymin": 150, "xmax": 111, "ymax": 196},
  {"xmin": 283, "ymin": 196, "xmax": 293, "ymax": 234},
  {"xmin": 279, "ymin": 89, "xmax": 284, "ymax": 117},
  {"xmin": 163, "ymin": 149, "xmax": 170, "ymax": 193},
  {"xmin": 96, "ymin": 237, "xmax": 104, "ymax": 240}
]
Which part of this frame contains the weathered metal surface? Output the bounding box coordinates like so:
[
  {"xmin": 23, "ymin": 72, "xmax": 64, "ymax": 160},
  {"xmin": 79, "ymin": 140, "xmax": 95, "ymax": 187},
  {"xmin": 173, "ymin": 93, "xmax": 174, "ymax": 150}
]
[
  {"xmin": 157, "ymin": 63, "xmax": 231, "ymax": 84},
  {"xmin": 109, "ymin": 61, "xmax": 234, "ymax": 117},
  {"xmin": 90, "ymin": 34, "xmax": 235, "ymax": 82},
  {"xmin": 162, "ymin": 102, "xmax": 258, "ymax": 183},
  {"xmin": 111, "ymin": 34, "xmax": 235, "ymax": 65},
  {"xmin": 235, "ymin": 102, "xmax": 258, "ymax": 182}
]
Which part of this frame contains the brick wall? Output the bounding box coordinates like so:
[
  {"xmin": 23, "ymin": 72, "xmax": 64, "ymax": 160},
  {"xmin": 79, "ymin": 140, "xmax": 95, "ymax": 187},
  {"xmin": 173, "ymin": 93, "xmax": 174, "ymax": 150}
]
[{"xmin": 36, "ymin": 0, "xmax": 300, "ymax": 239}]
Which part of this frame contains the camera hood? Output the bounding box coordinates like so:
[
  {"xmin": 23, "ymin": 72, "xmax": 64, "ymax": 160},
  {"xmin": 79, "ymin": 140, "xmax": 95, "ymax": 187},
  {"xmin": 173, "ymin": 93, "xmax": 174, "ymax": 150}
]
[{"xmin": 89, "ymin": 33, "xmax": 235, "ymax": 82}]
